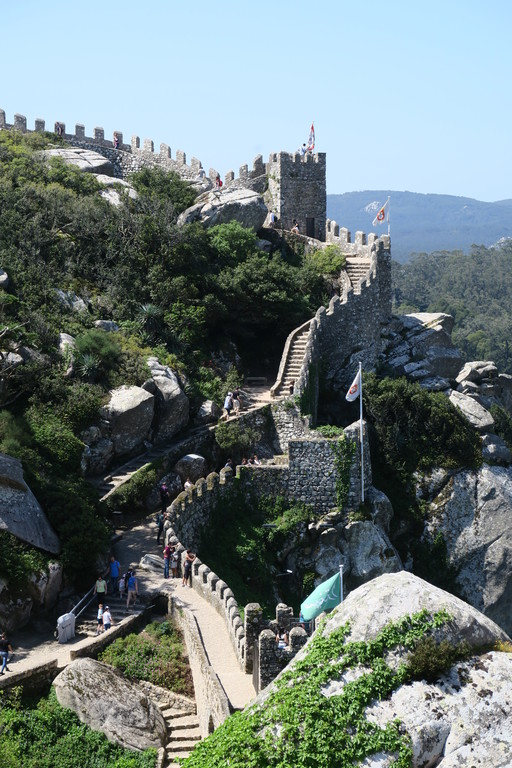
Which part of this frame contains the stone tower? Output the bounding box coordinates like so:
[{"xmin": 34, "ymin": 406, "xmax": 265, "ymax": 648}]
[{"xmin": 266, "ymin": 151, "xmax": 326, "ymax": 240}]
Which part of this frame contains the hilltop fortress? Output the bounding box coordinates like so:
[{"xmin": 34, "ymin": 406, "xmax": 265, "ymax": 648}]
[{"xmin": 0, "ymin": 109, "xmax": 392, "ymax": 410}]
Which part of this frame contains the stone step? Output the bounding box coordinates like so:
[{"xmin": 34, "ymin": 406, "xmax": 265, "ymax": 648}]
[
  {"xmin": 166, "ymin": 738, "xmax": 199, "ymax": 751},
  {"xmin": 161, "ymin": 708, "xmax": 197, "ymax": 721},
  {"xmin": 167, "ymin": 715, "xmax": 200, "ymax": 729},
  {"xmin": 168, "ymin": 730, "xmax": 201, "ymax": 742}
]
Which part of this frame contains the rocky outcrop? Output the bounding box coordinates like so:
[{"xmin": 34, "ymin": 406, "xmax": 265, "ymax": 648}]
[
  {"xmin": 0, "ymin": 452, "xmax": 60, "ymax": 553},
  {"xmin": 145, "ymin": 358, "xmax": 189, "ymax": 442},
  {"xmin": 173, "ymin": 454, "xmax": 208, "ymax": 483},
  {"xmin": 43, "ymin": 148, "xmax": 114, "ymax": 175},
  {"xmin": 53, "ymin": 658, "xmax": 167, "ymax": 751},
  {"xmin": 95, "ymin": 174, "xmax": 138, "ymax": 206},
  {"xmin": 0, "ymin": 268, "xmax": 9, "ymax": 288},
  {"xmin": 197, "ymin": 572, "xmax": 511, "ymax": 767},
  {"xmin": 100, "ymin": 386, "xmax": 154, "ymax": 456},
  {"xmin": 423, "ymin": 465, "xmax": 512, "ymax": 636},
  {"xmin": 448, "ymin": 389, "xmax": 494, "ymax": 432},
  {"xmin": 381, "ymin": 313, "xmax": 464, "ymax": 388},
  {"xmin": 178, "ymin": 187, "xmax": 268, "ymax": 231},
  {"xmin": 194, "ymin": 399, "xmax": 221, "ymax": 425}
]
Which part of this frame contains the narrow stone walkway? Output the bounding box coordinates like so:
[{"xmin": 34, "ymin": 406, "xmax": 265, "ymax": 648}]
[
  {"xmin": 9, "ymin": 515, "xmax": 256, "ymax": 713},
  {"xmin": 174, "ymin": 585, "xmax": 255, "ymax": 710}
]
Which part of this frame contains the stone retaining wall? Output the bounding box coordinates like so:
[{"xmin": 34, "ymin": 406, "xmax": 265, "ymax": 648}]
[
  {"xmin": 0, "ymin": 658, "xmax": 59, "ymax": 693},
  {"xmin": 171, "ymin": 596, "xmax": 231, "ymax": 736}
]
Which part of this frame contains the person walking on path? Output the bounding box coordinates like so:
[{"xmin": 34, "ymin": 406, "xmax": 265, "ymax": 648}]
[
  {"xmin": 159, "ymin": 484, "xmax": 170, "ymax": 514},
  {"xmin": 156, "ymin": 511, "xmax": 165, "ymax": 544},
  {"xmin": 126, "ymin": 570, "xmax": 138, "ymax": 610},
  {"xmin": 102, "ymin": 606, "xmax": 114, "ymax": 631},
  {"xmin": 163, "ymin": 543, "xmax": 171, "ymax": 579},
  {"xmin": 0, "ymin": 631, "xmax": 13, "ymax": 674},
  {"xmin": 109, "ymin": 556, "xmax": 121, "ymax": 596},
  {"xmin": 171, "ymin": 546, "xmax": 179, "ymax": 578},
  {"xmin": 94, "ymin": 574, "xmax": 107, "ymax": 606},
  {"xmin": 96, "ymin": 604, "xmax": 104, "ymax": 635},
  {"xmin": 182, "ymin": 550, "xmax": 196, "ymax": 588}
]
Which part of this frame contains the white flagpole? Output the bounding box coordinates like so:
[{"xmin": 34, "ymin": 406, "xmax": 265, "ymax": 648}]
[
  {"xmin": 387, "ymin": 196, "xmax": 391, "ymax": 237},
  {"xmin": 358, "ymin": 361, "xmax": 364, "ymax": 503},
  {"xmin": 339, "ymin": 564, "xmax": 344, "ymax": 603}
]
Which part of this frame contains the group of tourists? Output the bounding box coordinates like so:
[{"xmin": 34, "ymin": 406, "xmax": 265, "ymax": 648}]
[
  {"xmin": 221, "ymin": 388, "xmax": 242, "ymax": 421},
  {"xmin": 93, "ymin": 556, "xmax": 139, "ymax": 616}
]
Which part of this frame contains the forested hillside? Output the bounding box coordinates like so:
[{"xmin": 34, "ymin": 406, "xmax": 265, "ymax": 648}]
[
  {"xmin": 0, "ymin": 130, "xmax": 326, "ymax": 586},
  {"xmin": 328, "ymin": 191, "xmax": 512, "ymax": 262},
  {"xmin": 392, "ymin": 243, "xmax": 512, "ymax": 374}
]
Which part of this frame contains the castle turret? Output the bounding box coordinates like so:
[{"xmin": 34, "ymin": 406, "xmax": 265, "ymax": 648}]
[{"xmin": 267, "ymin": 151, "xmax": 326, "ymax": 240}]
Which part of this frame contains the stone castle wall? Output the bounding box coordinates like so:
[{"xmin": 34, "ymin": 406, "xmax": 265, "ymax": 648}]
[
  {"xmin": 267, "ymin": 151, "xmax": 327, "ymax": 239},
  {"xmin": 292, "ymin": 235, "xmax": 392, "ymax": 407},
  {"xmin": 0, "ymin": 110, "xmax": 265, "ymax": 187}
]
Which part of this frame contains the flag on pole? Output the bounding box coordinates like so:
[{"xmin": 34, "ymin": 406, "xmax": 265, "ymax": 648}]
[
  {"xmin": 345, "ymin": 369, "xmax": 361, "ymax": 402},
  {"xmin": 300, "ymin": 571, "xmax": 341, "ymax": 622},
  {"xmin": 306, "ymin": 122, "xmax": 315, "ymax": 152},
  {"xmin": 372, "ymin": 197, "xmax": 390, "ymax": 227}
]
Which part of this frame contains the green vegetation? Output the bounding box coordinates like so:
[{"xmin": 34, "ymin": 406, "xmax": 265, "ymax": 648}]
[
  {"xmin": 198, "ymin": 488, "xmax": 313, "ymax": 613},
  {"xmin": 307, "ymin": 243, "xmax": 346, "ymax": 275},
  {"xmin": 362, "ymin": 374, "xmax": 481, "ymax": 588},
  {"xmin": 182, "ymin": 609, "xmax": 462, "ymax": 768},
  {"xmin": 215, "ymin": 419, "xmax": 261, "ymax": 461},
  {"xmin": 0, "ymin": 688, "xmax": 156, "ymax": 768},
  {"xmin": 99, "ymin": 619, "xmax": 194, "ymax": 696},
  {"xmin": 0, "ymin": 531, "xmax": 50, "ymax": 591},
  {"xmin": 331, "ymin": 434, "xmax": 357, "ymax": 509},
  {"xmin": 392, "ymin": 243, "xmax": 512, "ymax": 373},
  {"xmin": 0, "ymin": 128, "xmax": 328, "ymax": 591}
]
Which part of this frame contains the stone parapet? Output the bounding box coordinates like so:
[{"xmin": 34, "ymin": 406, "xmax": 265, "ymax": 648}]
[{"xmin": 172, "ymin": 598, "xmax": 231, "ymax": 735}]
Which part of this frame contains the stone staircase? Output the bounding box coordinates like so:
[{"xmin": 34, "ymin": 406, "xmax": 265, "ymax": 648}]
[
  {"xmin": 75, "ymin": 593, "xmax": 142, "ymax": 637},
  {"xmin": 161, "ymin": 708, "xmax": 202, "ymax": 766},
  {"xmin": 273, "ymin": 325, "xmax": 311, "ymax": 397},
  {"xmin": 345, "ymin": 257, "xmax": 371, "ymax": 287}
]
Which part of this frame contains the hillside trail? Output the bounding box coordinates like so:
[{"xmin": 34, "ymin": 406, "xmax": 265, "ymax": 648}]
[
  {"xmin": 8, "ymin": 513, "xmax": 256, "ymax": 712},
  {"xmin": 94, "ymin": 383, "xmax": 273, "ymax": 500}
]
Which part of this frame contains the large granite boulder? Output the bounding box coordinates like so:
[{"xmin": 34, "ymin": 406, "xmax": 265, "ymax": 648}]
[
  {"xmin": 382, "ymin": 313, "xmax": 463, "ymax": 384},
  {"xmin": 340, "ymin": 520, "xmax": 402, "ymax": 588},
  {"xmin": 0, "ymin": 452, "xmax": 60, "ymax": 553},
  {"xmin": 53, "ymin": 658, "xmax": 167, "ymax": 751},
  {"xmin": 145, "ymin": 358, "xmax": 189, "ymax": 442},
  {"xmin": 100, "ymin": 386, "xmax": 154, "ymax": 456},
  {"xmin": 178, "ymin": 187, "xmax": 268, "ymax": 230},
  {"xmin": 195, "ymin": 572, "xmax": 511, "ymax": 767},
  {"xmin": 173, "ymin": 454, "xmax": 208, "ymax": 483},
  {"xmin": 43, "ymin": 148, "xmax": 114, "ymax": 175},
  {"xmin": 423, "ymin": 465, "xmax": 512, "ymax": 636},
  {"xmin": 96, "ymin": 174, "xmax": 138, "ymax": 206},
  {"xmin": 448, "ymin": 389, "xmax": 494, "ymax": 432}
]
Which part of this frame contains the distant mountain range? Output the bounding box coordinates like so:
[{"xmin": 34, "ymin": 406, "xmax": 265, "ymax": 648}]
[{"xmin": 327, "ymin": 191, "xmax": 512, "ymax": 262}]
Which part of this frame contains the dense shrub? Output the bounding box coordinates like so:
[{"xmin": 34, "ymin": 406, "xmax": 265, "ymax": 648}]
[
  {"xmin": 26, "ymin": 406, "xmax": 85, "ymax": 471},
  {"xmin": 307, "ymin": 243, "xmax": 346, "ymax": 275},
  {"xmin": 0, "ymin": 688, "xmax": 156, "ymax": 768},
  {"xmin": 0, "ymin": 531, "xmax": 50, "ymax": 591},
  {"xmin": 99, "ymin": 619, "xmax": 194, "ymax": 696}
]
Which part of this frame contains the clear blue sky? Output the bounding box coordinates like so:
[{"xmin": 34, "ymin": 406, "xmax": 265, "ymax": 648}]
[{"xmin": 2, "ymin": 0, "xmax": 511, "ymax": 201}]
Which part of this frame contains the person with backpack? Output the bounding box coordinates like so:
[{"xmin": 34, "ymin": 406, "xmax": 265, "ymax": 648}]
[{"xmin": 171, "ymin": 546, "xmax": 179, "ymax": 578}]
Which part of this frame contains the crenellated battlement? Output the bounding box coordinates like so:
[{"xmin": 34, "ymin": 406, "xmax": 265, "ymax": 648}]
[{"xmin": 0, "ymin": 109, "xmax": 216, "ymax": 182}]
